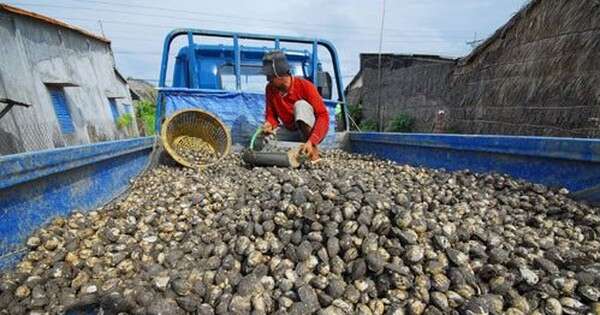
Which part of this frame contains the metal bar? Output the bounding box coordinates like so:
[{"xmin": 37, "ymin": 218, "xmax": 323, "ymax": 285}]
[
  {"xmin": 161, "ymin": 29, "xmax": 334, "ymax": 47},
  {"xmin": 159, "ymin": 30, "xmax": 346, "ymax": 95},
  {"xmin": 158, "ymin": 32, "xmax": 172, "ymax": 88},
  {"xmin": 349, "ymin": 132, "xmax": 600, "ymax": 163},
  {"xmin": 311, "ymin": 41, "xmax": 318, "ymax": 84},
  {"xmin": 0, "ymin": 98, "xmax": 31, "ymax": 107},
  {"xmin": 154, "ymin": 93, "xmax": 163, "ymax": 132},
  {"xmin": 0, "ymin": 137, "xmax": 155, "ymax": 190},
  {"xmin": 156, "ymin": 29, "xmax": 349, "ymax": 130},
  {"xmin": 187, "ymin": 32, "xmax": 199, "ymax": 89},
  {"xmin": 157, "ymin": 87, "xmax": 232, "ymax": 93},
  {"xmin": 320, "ymin": 42, "xmax": 341, "ymax": 103},
  {"xmin": 233, "ymin": 35, "xmax": 241, "ymax": 90},
  {"xmin": 0, "ymin": 103, "xmax": 14, "ymax": 120},
  {"xmin": 328, "ymin": 43, "xmax": 349, "ymax": 130},
  {"xmin": 0, "ymin": 98, "xmax": 31, "ymax": 120}
]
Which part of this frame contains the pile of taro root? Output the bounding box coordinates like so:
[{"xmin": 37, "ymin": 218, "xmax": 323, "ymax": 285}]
[{"xmin": 1, "ymin": 151, "xmax": 599, "ymax": 315}]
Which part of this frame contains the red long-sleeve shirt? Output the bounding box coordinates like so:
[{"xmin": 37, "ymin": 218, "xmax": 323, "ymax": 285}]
[{"xmin": 265, "ymin": 77, "xmax": 329, "ymax": 144}]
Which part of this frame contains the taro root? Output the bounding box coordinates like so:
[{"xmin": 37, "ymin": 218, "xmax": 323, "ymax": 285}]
[{"xmin": 0, "ymin": 150, "xmax": 599, "ymax": 314}]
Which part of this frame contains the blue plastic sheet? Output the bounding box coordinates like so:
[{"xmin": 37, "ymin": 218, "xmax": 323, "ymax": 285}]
[{"xmin": 162, "ymin": 90, "xmax": 336, "ymax": 147}]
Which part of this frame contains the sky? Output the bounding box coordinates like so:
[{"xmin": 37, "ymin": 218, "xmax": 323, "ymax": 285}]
[{"xmin": 5, "ymin": 0, "xmax": 529, "ymax": 87}]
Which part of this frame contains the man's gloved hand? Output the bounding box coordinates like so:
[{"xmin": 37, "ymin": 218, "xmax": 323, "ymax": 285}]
[
  {"xmin": 300, "ymin": 140, "xmax": 320, "ymax": 161},
  {"xmin": 262, "ymin": 122, "xmax": 275, "ymax": 136}
]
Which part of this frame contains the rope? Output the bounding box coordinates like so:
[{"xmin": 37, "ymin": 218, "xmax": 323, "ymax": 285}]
[{"xmin": 344, "ymin": 104, "xmax": 362, "ymax": 132}]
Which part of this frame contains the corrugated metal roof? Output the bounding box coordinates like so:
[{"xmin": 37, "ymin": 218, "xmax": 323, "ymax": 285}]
[{"xmin": 0, "ymin": 3, "xmax": 110, "ymax": 44}]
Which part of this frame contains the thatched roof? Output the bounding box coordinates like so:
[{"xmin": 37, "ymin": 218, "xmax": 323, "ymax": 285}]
[
  {"xmin": 345, "ymin": 53, "xmax": 456, "ymax": 94},
  {"xmin": 345, "ymin": 0, "xmax": 600, "ymax": 138},
  {"xmin": 358, "ymin": 53, "xmax": 456, "ymax": 70},
  {"xmin": 462, "ymin": 0, "xmax": 538, "ymax": 65},
  {"xmin": 127, "ymin": 78, "xmax": 156, "ymax": 102}
]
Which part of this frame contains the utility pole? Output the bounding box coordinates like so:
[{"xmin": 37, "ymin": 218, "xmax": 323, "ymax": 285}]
[
  {"xmin": 98, "ymin": 20, "xmax": 106, "ymax": 39},
  {"xmin": 376, "ymin": 0, "xmax": 386, "ymax": 131},
  {"xmin": 466, "ymin": 32, "xmax": 484, "ymax": 48}
]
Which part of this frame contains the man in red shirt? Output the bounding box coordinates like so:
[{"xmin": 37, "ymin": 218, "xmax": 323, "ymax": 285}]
[{"xmin": 261, "ymin": 50, "xmax": 329, "ymax": 161}]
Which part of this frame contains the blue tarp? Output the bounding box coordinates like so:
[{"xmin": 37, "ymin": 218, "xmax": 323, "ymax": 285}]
[{"xmin": 162, "ymin": 90, "xmax": 337, "ymax": 147}]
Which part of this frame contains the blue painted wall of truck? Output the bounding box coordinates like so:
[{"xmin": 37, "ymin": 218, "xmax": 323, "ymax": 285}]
[
  {"xmin": 351, "ymin": 132, "xmax": 600, "ymax": 205},
  {"xmin": 0, "ymin": 137, "xmax": 154, "ymax": 268}
]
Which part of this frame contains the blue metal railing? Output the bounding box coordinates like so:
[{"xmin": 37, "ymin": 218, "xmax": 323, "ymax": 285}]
[{"xmin": 155, "ymin": 29, "xmax": 348, "ymax": 132}]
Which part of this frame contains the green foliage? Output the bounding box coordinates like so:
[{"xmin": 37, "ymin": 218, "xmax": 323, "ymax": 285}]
[
  {"xmin": 135, "ymin": 100, "xmax": 156, "ymax": 135},
  {"xmin": 445, "ymin": 125, "xmax": 460, "ymax": 134},
  {"xmin": 116, "ymin": 113, "xmax": 133, "ymax": 130},
  {"xmin": 386, "ymin": 113, "xmax": 415, "ymax": 132},
  {"xmin": 360, "ymin": 119, "xmax": 378, "ymax": 131}
]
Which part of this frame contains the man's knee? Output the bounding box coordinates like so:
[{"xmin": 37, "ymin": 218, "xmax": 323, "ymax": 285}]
[{"xmin": 294, "ymin": 100, "xmax": 315, "ymax": 128}]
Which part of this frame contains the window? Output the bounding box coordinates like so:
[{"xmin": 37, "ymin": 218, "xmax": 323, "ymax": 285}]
[
  {"xmin": 218, "ymin": 62, "xmax": 306, "ymax": 93},
  {"xmin": 219, "ymin": 64, "xmax": 266, "ymax": 93},
  {"xmin": 48, "ymin": 88, "xmax": 75, "ymax": 134},
  {"xmin": 124, "ymin": 104, "xmax": 133, "ymax": 115},
  {"xmin": 108, "ymin": 98, "xmax": 119, "ymax": 122}
]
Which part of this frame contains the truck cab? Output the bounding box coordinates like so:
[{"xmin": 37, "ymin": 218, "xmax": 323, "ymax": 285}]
[
  {"xmin": 172, "ymin": 45, "xmax": 324, "ymax": 93},
  {"xmin": 155, "ymin": 29, "xmax": 346, "ymax": 147}
]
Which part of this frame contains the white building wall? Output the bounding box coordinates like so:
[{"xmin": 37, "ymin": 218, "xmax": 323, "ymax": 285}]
[{"xmin": 0, "ymin": 10, "xmax": 139, "ymax": 155}]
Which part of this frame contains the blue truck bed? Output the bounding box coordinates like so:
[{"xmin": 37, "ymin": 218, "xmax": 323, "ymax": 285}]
[
  {"xmin": 2, "ymin": 28, "xmax": 600, "ymax": 270},
  {"xmin": 1, "ymin": 29, "xmax": 599, "ymax": 315},
  {"xmin": 1, "ymin": 132, "xmax": 599, "ymax": 270}
]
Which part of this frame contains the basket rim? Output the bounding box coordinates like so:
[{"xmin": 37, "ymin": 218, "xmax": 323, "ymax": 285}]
[{"xmin": 160, "ymin": 108, "xmax": 232, "ymax": 169}]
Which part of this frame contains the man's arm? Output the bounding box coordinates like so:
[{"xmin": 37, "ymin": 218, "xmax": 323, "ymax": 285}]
[
  {"xmin": 302, "ymin": 80, "xmax": 329, "ymax": 145},
  {"xmin": 264, "ymin": 86, "xmax": 279, "ymax": 132}
]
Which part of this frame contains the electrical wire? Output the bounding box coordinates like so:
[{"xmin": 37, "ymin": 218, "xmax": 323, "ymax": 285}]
[
  {"xmin": 376, "ymin": 0, "xmax": 386, "ymax": 131},
  {"xmin": 8, "ymin": 0, "xmax": 480, "ymax": 35},
  {"xmin": 5, "ymin": 1, "xmax": 470, "ymax": 90}
]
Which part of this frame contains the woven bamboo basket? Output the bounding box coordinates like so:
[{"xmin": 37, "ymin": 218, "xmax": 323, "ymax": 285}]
[{"xmin": 160, "ymin": 109, "xmax": 231, "ymax": 168}]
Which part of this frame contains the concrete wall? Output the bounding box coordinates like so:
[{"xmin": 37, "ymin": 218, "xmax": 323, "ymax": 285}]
[
  {"xmin": 0, "ymin": 10, "xmax": 138, "ymax": 156},
  {"xmin": 345, "ymin": 55, "xmax": 455, "ymax": 132}
]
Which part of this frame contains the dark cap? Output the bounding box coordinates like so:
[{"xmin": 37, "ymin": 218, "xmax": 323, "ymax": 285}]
[{"xmin": 262, "ymin": 50, "xmax": 290, "ymax": 77}]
